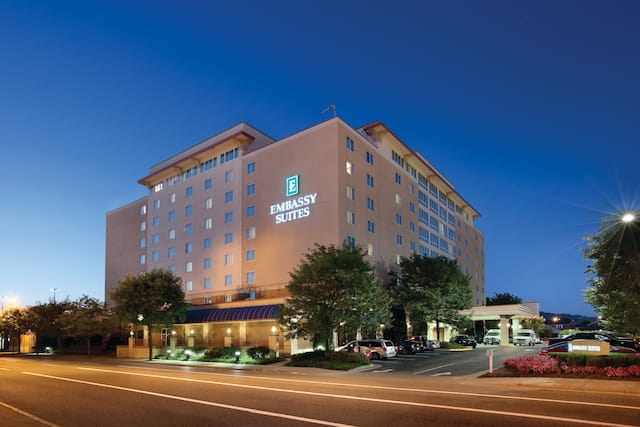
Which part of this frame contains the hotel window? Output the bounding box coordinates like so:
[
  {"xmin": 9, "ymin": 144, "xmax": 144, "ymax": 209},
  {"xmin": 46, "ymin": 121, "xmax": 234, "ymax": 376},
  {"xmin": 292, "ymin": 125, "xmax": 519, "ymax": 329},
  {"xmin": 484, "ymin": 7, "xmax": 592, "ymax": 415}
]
[
  {"xmin": 224, "ymin": 253, "xmax": 233, "ymax": 265},
  {"xmin": 224, "ymin": 233, "xmax": 233, "ymax": 244},
  {"xmin": 396, "ymin": 234, "xmax": 403, "ymax": 245},
  {"xmin": 185, "ymin": 261, "xmax": 192, "ymax": 272},
  {"xmin": 224, "ymin": 275, "xmax": 233, "ymax": 286},
  {"xmin": 168, "ymin": 265, "xmax": 175, "ymax": 274},
  {"xmin": 152, "ymin": 251, "xmax": 159, "ymax": 261},
  {"xmin": 169, "ymin": 193, "xmax": 176, "ymax": 204},
  {"xmin": 140, "ymin": 205, "xmax": 147, "ymax": 215},
  {"xmin": 246, "ymin": 249, "xmax": 256, "ymax": 261},
  {"xmin": 225, "ymin": 170, "xmax": 233, "ymax": 182},
  {"xmin": 396, "ymin": 254, "xmax": 402, "ymax": 264},
  {"xmin": 139, "ymin": 237, "xmax": 146, "ymax": 248},
  {"xmin": 246, "ymin": 226, "xmax": 256, "ymax": 240},
  {"xmin": 204, "ymin": 218, "xmax": 213, "ymax": 230},
  {"xmin": 247, "ymin": 205, "xmax": 256, "ymax": 218},
  {"xmin": 346, "ymin": 186, "xmax": 355, "ymax": 200},
  {"xmin": 185, "ymin": 243, "xmax": 193, "ymax": 254},
  {"xmin": 185, "ymin": 204, "xmax": 192, "ymax": 217},
  {"xmin": 185, "ymin": 223, "xmax": 193, "ymax": 235},
  {"xmin": 346, "ymin": 161, "xmax": 353, "ymax": 175},
  {"xmin": 204, "ymin": 238, "xmax": 211, "ymax": 249},
  {"xmin": 247, "ymin": 183, "xmax": 256, "ymax": 196},
  {"xmin": 246, "ymin": 271, "xmax": 256, "ymax": 284},
  {"xmin": 168, "ymin": 210, "xmax": 175, "ymax": 223},
  {"xmin": 225, "ymin": 191, "xmax": 233, "ymax": 202},
  {"xmin": 346, "ymin": 136, "xmax": 354, "ymax": 151},
  {"xmin": 204, "ymin": 257, "xmax": 212, "ymax": 269},
  {"xmin": 430, "ymin": 216, "xmax": 438, "ymax": 231},
  {"xmin": 224, "ymin": 212, "xmax": 233, "ymax": 223},
  {"xmin": 366, "ymin": 174, "xmax": 374, "ymax": 188},
  {"xmin": 185, "ymin": 280, "xmax": 193, "ymax": 291},
  {"xmin": 395, "ymin": 173, "xmax": 401, "ymax": 184},
  {"xmin": 409, "ymin": 222, "xmax": 415, "ymax": 232},
  {"xmin": 366, "ymin": 151, "xmax": 374, "ymax": 165},
  {"xmin": 153, "ymin": 199, "xmax": 160, "ymax": 210},
  {"xmin": 247, "ymin": 161, "xmax": 256, "ymax": 174},
  {"xmin": 347, "ymin": 210, "xmax": 355, "ymax": 225},
  {"xmin": 395, "ymin": 193, "xmax": 401, "ymax": 205},
  {"xmin": 367, "ymin": 197, "xmax": 374, "ymax": 211},
  {"xmin": 168, "ymin": 247, "xmax": 175, "ymax": 258},
  {"xmin": 409, "ymin": 202, "xmax": 415, "ymax": 213},
  {"xmin": 396, "ymin": 213, "xmax": 402, "ymax": 225},
  {"xmin": 346, "ymin": 235, "xmax": 356, "ymax": 247},
  {"xmin": 367, "ymin": 221, "xmax": 375, "ymax": 233},
  {"xmin": 204, "ymin": 278, "xmax": 211, "ymax": 289},
  {"xmin": 204, "ymin": 178, "xmax": 212, "ymax": 190},
  {"xmin": 152, "ymin": 233, "xmax": 159, "ymax": 245},
  {"xmin": 169, "ymin": 228, "xmax": 176, "ymax": 240},
  {"xmin": 152, "ymin": 217, "xmax": 159, "ymax": 227},
  {"xmin": 410, "ymin": 241, "xmax": 416, "ymax": 251},
  {"xmin": 409, "ymin": 184, "xmax": 415, "ymax": 195},
  {"xmin": 224, "ymin": 295, "xmax": 232, "ymax": 302},
  {"xmin": 367, "ymin": 243, "xmax": 374, "ymax": 256},
  {"xmin": 205, "ymin": 198, "xmax": 213, "ymax": 210},
  {"xmin": 419, "ymin": 227, "xmax": 429, "ymax": 242},
  {"xmin": 431, "ymin": 234, "xmax": 439, "ymax": 247},
  {"xmin": 186, "ymin": 186, "xmax": 193, "ymax": 197}
]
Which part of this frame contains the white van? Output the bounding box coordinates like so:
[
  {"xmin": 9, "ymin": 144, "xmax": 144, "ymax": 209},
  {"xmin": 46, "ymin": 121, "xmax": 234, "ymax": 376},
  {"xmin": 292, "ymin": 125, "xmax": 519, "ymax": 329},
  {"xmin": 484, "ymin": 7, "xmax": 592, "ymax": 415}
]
[
  {"xmin": 514, "ymin": 329, "xmax": 537, "ymax": 346},
  {"xmin": 483, "ymin": 329, "xmax": 501, "ymax": 345}
]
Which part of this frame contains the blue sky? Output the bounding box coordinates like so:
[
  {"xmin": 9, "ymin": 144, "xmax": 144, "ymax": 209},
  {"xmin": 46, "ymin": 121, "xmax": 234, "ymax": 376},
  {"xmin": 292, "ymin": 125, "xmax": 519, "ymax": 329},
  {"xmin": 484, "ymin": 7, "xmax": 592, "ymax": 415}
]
[{"xmin": 1, "ymin": 1, "xmax": 638, "ymax": 315}]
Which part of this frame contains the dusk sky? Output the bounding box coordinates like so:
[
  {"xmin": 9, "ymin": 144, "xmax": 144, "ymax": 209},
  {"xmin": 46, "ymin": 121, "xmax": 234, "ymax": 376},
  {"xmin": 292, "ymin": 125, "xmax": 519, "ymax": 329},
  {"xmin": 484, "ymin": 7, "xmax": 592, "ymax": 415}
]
[{"xmin": 1, "ymin": 1, "xmax": 638, "ymax": 316}]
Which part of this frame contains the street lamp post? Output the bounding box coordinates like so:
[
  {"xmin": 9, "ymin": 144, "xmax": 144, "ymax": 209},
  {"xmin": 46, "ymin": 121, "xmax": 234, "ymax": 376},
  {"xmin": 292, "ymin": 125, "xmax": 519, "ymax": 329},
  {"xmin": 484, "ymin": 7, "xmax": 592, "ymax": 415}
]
[{"xmin": 50, "ymin": 288, "xmax": 57, "ymax": 304}]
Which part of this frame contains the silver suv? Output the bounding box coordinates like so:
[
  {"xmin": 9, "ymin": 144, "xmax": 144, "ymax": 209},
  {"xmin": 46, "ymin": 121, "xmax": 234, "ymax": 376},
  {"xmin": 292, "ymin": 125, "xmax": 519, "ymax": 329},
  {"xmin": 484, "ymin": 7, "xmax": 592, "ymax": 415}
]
[{"xmin": 340, "ymin": 339, "xmax": 397, "ymax": 359}]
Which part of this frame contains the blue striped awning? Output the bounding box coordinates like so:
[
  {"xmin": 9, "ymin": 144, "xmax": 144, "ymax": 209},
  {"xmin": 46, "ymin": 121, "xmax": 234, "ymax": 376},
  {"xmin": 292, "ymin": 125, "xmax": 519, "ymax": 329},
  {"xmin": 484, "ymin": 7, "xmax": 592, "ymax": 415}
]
[{"xmin": 180, "ymin": 305, "xmax": 280, "ymax": 324}]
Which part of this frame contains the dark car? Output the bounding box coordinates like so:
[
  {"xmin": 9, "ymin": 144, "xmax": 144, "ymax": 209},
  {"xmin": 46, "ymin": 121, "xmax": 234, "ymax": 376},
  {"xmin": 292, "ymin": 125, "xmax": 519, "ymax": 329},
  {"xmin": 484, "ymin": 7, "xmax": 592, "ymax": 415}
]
[
  {"xmin": 450, "ymin": 334, "xmax": 477, "ymax": 348},
  {"xmin": 397, "ymin": 340, "xmax": 418, "ymax": 355},
  {"xmin": 409, "ymin": 335, "xmax": 435, "ymax": 352}
]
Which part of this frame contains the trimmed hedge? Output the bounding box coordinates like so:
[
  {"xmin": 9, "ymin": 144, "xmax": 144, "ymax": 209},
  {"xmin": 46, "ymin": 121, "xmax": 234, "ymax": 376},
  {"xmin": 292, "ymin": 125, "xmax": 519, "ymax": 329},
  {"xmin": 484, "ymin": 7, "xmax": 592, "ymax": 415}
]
[{"xmin": 551, "ymin": 352, "xmax": 640, "ymax": 368}]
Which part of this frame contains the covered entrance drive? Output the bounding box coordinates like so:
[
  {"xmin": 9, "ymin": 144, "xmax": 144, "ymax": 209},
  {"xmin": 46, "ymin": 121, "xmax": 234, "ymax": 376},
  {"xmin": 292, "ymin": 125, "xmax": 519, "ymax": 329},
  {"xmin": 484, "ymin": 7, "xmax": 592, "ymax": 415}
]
[{"xmin": 460, "ymin": 302, "xmax": 540, "ymax": 346}]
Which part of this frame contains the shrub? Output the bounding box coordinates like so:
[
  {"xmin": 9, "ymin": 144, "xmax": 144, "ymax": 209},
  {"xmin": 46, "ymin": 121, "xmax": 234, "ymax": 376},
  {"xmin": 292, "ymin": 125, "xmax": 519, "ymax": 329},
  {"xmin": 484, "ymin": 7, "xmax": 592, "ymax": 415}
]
[
  {"xmin": 504, "ymin": 355, "xmax": 561, "ymax": 374},
  {"xmin": 504, "ymin": 354, "xmax": 640, "ymax": 378},
  {"xmin": 247, "ymin": 346, "xmax": 273, "ymax": 360},
  {"xmin": 202, "ymin": 346, "xmax": 241, "ymax": 360},
  {"xmin": 287, "ymin": 350, "xmax": 370, "ymax": 370}
]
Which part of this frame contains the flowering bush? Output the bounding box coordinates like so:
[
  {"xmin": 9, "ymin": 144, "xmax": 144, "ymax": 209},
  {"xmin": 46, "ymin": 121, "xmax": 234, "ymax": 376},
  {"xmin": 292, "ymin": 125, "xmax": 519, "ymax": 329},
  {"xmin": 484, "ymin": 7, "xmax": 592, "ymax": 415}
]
[{"xmin": 504, "ymin": 354, "xmax": 640, "ymax": 378}]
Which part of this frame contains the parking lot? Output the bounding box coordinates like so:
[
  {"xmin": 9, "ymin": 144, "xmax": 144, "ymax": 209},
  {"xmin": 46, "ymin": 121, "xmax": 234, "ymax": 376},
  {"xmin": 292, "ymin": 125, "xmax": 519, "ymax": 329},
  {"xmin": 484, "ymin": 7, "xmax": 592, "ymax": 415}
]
[{"xmin": 356, "ymin": 344, "xmax": 540, "ymax": 376}]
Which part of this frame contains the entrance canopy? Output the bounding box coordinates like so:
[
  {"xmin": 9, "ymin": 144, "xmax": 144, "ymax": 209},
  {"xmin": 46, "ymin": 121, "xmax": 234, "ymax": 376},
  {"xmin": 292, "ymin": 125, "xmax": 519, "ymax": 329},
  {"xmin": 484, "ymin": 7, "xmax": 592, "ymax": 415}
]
[
  {"xmin": 460, "ymin": 302, "xmax": 539, "ymax": 321},
  {"xmin": 179, "ymin": 304, "xmax": 280, "ymax": 324}
]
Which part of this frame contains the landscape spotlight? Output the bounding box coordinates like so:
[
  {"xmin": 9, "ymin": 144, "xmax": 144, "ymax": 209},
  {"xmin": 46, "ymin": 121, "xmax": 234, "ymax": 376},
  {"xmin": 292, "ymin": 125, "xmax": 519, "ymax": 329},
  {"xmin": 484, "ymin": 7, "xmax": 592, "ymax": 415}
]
[{"xmin": 235, "ymin": 350, "xmax": 241, "ymax": 363}]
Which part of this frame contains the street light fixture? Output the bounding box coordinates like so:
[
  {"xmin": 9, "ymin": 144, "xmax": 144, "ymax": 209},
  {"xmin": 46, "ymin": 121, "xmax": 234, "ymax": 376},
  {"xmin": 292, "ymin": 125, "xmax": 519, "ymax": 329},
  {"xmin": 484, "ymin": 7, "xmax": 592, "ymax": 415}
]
[
  {"xmin": 50, "ymin": 288, "xmax": 57, "ymax": 303},
  {"xmin": 622, "ymin": 213, "xmax": 636, "ymax": 223}
]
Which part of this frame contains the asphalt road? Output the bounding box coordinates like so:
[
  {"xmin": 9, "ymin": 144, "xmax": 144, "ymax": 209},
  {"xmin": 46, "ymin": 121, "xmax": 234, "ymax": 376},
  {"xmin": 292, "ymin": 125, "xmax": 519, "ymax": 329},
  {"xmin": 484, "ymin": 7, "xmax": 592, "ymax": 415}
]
[{"xmin": 1, "ymin": 354, "xmax": 639, "ymax": 427}]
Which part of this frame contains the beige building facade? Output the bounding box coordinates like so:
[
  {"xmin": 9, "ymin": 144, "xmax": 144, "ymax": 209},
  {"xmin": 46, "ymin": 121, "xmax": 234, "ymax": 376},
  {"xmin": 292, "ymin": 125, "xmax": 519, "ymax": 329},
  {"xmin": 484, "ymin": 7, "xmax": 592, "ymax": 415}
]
[{"xmin": 106, "ymin": 117, "xmax": 485, "ymax": 354}]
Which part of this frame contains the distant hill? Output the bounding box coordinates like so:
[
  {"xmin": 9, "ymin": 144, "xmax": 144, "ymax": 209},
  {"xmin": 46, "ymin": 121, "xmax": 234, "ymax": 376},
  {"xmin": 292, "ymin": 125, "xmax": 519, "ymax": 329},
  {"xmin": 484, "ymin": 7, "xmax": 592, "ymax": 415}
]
[{"xmin": 540, "ymin": 311, "xmax": 596, "ymax": 328}]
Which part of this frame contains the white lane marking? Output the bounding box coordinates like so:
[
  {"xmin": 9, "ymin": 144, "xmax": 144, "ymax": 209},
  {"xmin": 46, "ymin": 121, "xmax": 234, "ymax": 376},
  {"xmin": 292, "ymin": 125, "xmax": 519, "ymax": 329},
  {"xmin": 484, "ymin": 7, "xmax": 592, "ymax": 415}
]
[
  {"xmin": 413, "ymin": 363, "xmax": 455, "ymax": 375},
  {"xmin": 111, "ymin": 365, "xmax": 640, "ymax": 412},
  {"xmin": 36, "ymin": 369, "xmax": 635, "ymax": 427},
  {"xmin": 372, "ymin": 369, "xmax": 393, "ymax": 373},
  {"xmin": 431, "ymin": 372, "xmax": 451, "ymax": 377},
  {"xmin": 0, "ymin": 367, "xmax": 10, "ymax": 371},
  {"xmin": 22, "ymin": 372, "xmax": 352, "ymax": 427},
  {"xmin": 0, "ymin": 400, "xmax": 61, "ymax": 427}
]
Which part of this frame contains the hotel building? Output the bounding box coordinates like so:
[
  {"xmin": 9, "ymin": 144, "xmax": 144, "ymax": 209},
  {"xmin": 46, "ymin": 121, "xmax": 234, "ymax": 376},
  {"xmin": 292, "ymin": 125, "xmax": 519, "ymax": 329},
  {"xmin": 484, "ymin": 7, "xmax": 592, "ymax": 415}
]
[{"xmin": 105, "ymin": 117, "xmax": 485, "ymax": 354}]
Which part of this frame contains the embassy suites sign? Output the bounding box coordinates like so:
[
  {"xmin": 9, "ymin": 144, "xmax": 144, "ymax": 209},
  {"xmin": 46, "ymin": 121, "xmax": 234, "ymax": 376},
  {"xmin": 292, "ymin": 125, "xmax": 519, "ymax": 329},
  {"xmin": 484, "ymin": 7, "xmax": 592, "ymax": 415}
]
[{"xmin": 269, "ymin": 175, "xmax": 318, "ymax": 224}]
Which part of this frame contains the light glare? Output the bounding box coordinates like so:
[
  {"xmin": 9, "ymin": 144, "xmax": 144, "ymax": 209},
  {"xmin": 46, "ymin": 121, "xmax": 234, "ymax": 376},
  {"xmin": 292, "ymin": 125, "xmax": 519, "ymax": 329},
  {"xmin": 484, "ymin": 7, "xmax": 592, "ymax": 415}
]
[{"xmin": 622, "ymin": 213, "xmax": 635, "ymax": 223}]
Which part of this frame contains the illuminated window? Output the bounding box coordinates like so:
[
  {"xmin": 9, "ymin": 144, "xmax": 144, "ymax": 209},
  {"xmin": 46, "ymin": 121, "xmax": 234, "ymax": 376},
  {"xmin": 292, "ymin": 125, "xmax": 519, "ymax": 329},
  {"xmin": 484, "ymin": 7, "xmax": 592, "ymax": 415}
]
[
  {"xmin": 346, "ymin": 161, "xmax": 353, "ymax": 175},
  {"xmin": 347, "ymin": 210, "xmax": 355, "ymax": 225},
  {"xmin": 185, "ymin": 261, "xmax": 192, "ymax": 272},
  {"xmin": 205, "ymin": 198, "xmax": 213, "ymax": 209},
  {"xmin": 169, "ymin": 228, "xmax": 176, "ymax": 240},
  {"xmin": 224, "ymin": 253, "xmax": 233, "ymax": 265},
  {"xmin": 246, "ymin": 226, "xmax": 256, "ymax": 240},
  {"xmin": 346, "ymin": 186, "xmax": 355, "ymax": 200},
  {"xmin": 367, "ymin": 244, "xmax": 374, "ymax": 256},
  {"xmin": 396, "ymin": 193, "xmax": 401, "ymax": 205},
  {"xmin": 169, "ymin": 193, "xmax": 176, "ymax": 204},
  {"xmin": 204, "ymin": 218, "xmax": 212, "ymax": 230},
  {"xmin": 140, "ymin": 205, "xmax": 147, "ymax": 215},
  {"xmin": 153, "ymin": 199, "xmax": 160, "ymax": 210},
  {"xmin": 186, "ymin": 280, "xmax": 193, "ymax": 291}
]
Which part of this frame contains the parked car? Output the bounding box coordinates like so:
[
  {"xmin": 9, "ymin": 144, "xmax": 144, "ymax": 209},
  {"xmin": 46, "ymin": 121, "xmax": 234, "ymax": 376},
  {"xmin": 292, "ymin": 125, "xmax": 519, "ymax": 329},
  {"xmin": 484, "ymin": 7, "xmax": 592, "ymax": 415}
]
[
  {"xmin": 514, "ymin": 329, "xmax": 538, "ymax": 346},
  {"xmin": 428, "ymin": 339, "xmax": 440, "ymax": 349},
  {"xmin": 337, "ymin": 339, "xmax": 397, "ymax": 359},
  {"xmin": 408, "ymin": 336, "xmax": 435, "ymax": 352},
  {"xmin": 397, "ymin": 340, "xmax": 418, "ymax": 355},
  {"xmin": 450, "ymin": 335, "xmax": 477, "ymax": 348},
  {"xmin": 483, "ymin": 329, "xmax": 501, "ymax": 345},
  {"xmin": 539, "ymin": 341, "xmax": 640, "ymax": 357}
]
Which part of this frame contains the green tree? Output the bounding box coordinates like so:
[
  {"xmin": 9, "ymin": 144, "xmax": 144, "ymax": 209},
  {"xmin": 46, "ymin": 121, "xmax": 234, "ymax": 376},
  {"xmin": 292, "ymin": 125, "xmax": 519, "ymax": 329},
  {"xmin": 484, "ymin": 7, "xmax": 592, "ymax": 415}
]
[
  {"xmin": 390, "ymin": 254, "xmax": 472, "ymax": 340},
  {"xmin": 585, "ymin": 213, "xmax": 640, "ymax": 334},
  {"xmin": 111, "ymin": 269, "xmax": 188, "ymax": 360},
  {"xmin": 57, "ymin": 296, "xmax": 115, "ymax": 355},
  {"xmin": 279, "ymin": 243, "xmax": 391, "ymax": 352},
  {"xmin": 486, "ymin": 292, "xmax": 522, "ymax": 305},
  {"xmin": 0, "ymin": 308, "xmax": 34, "ymax": 353},
  {"xmin": 520, "ymin": 316, "xmax": 545, "ymax": 337},
  {"xmin": 29, "ymin": 301, "xmax": 70, "ymax": 352}
]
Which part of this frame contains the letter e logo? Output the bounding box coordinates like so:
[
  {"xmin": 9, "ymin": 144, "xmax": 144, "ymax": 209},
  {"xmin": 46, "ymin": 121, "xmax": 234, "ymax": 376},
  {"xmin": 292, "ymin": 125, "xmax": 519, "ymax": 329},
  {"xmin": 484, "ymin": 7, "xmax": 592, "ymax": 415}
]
[{"xmin": 286, "ymin": 175, "xmax": 299, "ymax": 197}]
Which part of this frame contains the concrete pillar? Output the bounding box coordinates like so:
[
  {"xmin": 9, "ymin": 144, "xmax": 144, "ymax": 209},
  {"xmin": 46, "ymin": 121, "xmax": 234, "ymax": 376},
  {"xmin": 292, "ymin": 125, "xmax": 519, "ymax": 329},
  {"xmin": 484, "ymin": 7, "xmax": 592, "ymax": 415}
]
[
  {"xmin": 202, "ymin": 324, "xmax": 210, "ymax": 346},
  {"xmin": 128, "ymin": 336, "xmax": 134, "ymax": 357},
  {"xmin": 239, "ymin": 322, "xmax": 247, "ymax": 345},
  {"xmin": 511, "ymin": 318, "xmax": 521, "ymax": 334},
  {"xmin": 499, "ymin": 315, "xmax": 511, "ymax": 346}
]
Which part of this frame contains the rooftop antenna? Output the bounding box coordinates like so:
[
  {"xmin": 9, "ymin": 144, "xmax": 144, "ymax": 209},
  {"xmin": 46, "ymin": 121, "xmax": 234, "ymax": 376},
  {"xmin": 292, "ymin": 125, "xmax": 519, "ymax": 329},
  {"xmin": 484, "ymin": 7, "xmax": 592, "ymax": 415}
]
[{"xmin": 321, "ymin": 104, "xmax": 336, "ymax": 117}]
